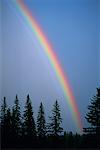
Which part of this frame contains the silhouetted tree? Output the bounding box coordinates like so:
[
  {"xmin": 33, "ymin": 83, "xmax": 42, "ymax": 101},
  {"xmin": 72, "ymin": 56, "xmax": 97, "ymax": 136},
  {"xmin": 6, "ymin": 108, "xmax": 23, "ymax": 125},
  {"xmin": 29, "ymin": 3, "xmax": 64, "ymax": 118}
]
[
  {"xmin": 6, "ymin": 108, "xmax": 12, "ymax": 134},
  {"xmin": 1, "ymin": 97, "xmax": 7, "ymax": 126},
  {"xmin": 83, "ymin": 88, "xmax": 100, "ymax": 148},
  {"xmin": 83, "ymin": 88, "xmax": 100, "ymax": 135},
  {"xmin": 1, "ymin": 97, "xmax": 7, "ymax": 147},
  {"xmin": 22, "ymin": 94, "xmax": 36, "ymax": 138},
  {"xmin": 48, "ymin": 100, "xmax": 63, "ymax": 136},
  {"xmin": 11, "ymin": 95, "xmax": 21, "ymax": 137},
  {"xmin": 5, "ymin": 108, "xmax": 13, "ymax": 146},
  {"xmin": 73, "ymin": 133, "xmax": 81, "ymax": 148},
  {"xmin": 67, "ymin": 131, "xmax": 74, "ymax": 148},
  {"xmin": 37, "ymin": 102, "xmax": 46, "ymax": 138}
]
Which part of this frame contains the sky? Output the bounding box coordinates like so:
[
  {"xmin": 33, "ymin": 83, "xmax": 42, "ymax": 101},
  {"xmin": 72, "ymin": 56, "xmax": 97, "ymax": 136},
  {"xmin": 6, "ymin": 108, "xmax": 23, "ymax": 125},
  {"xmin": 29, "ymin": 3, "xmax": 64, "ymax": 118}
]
[{"xmin": 0, "ymin": 0, "xmax": 100, "ymax": 133}]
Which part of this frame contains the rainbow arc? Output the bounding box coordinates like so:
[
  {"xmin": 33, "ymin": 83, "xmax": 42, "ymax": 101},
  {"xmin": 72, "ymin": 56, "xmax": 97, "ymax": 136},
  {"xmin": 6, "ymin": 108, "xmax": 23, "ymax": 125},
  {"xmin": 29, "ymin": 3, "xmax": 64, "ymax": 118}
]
[{"xmin": 14, "ymin": 0, "xmax": 83, "ymax": 133}]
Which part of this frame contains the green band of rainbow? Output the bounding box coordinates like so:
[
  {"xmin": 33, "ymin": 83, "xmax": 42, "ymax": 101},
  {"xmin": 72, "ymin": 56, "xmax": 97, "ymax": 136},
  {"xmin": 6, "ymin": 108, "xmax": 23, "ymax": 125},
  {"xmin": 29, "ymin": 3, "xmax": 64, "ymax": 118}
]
[{"xmin": 14, "ymin": 0, "xmax": 83, "ymax": 133}]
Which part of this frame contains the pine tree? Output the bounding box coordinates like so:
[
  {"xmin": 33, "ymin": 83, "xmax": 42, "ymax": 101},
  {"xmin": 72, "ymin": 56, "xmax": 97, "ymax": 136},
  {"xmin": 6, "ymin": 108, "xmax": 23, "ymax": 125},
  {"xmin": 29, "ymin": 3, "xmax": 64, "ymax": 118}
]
[
  {"xmin": 12, "ymin": 95, "xmax": 21, "ymax": 136},
  {"xmin": 83, "ymin": 88, "xmax": 100, "ymax": 135},
  {"xmin": 23, "ymin": 94, "xmax": 36, "ymax": 138},
  {"xmin": 48, "ymin": 100, "xmax": 63, "ymax": 136},
  {"xmin": 37, "ymin": 102, "xmax": 46, "ymax": 138}
]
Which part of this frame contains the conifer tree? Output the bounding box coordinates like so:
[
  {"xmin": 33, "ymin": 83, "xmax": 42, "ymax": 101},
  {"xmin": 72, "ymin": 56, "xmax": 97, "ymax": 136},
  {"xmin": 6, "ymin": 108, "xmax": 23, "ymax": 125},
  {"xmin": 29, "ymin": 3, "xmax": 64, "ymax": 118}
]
[
  {"xmin": 37, "ymin": 102, "xmax": 46, "ymax": 138},
  {"xmin": 48, "ymin": 100, "xmax": 63, "ymax": 136},
  {"xmin": 1, "ymin": 97, "xmax": 7, "ymax": 124},
  {"xmin": 1, "ymin": 97, "xmax": 7, "ymax": 137},
  {"xmin": 84, "ymin": 88, "xmax": 100, "ymax": 135},
  {"xmin": 12, "ymin": 95, "xmax": 21, "ymax": 136},
  {"xmin": 6, "ymin": 108, "xmax": 12, "ymax": 139},
  {"xmin": 23, "ymin": 94, "xmax": 36, "ymax": 137}
]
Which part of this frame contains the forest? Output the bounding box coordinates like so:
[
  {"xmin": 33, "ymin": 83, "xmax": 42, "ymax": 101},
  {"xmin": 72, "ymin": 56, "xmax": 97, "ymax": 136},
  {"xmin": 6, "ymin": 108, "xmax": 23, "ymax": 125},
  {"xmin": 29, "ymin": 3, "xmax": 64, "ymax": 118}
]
[{"xmin": 0, "ymin": 88, "xmax": 100, "ymax": 149}]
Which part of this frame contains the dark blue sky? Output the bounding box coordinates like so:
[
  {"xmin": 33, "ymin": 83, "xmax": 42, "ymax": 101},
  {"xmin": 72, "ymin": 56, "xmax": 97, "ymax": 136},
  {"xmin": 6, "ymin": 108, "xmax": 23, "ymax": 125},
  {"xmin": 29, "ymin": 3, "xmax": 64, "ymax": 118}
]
[{"xmin": 0, "ymin": 0, "xmax": 100, "ymax": 133}]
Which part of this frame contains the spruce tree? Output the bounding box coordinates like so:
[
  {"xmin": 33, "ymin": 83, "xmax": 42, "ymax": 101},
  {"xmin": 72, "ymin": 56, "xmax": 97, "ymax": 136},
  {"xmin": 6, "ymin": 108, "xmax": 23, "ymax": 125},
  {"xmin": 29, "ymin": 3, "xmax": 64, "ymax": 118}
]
[
  {"xmin": 83, "ymin": 88, "xmax": 100, "ymax": 135},
  {"xmin": 1, "ymin": 97, "xmax": 7, "ymax": 123},
  {"xmin": 12, "ymin": 95, "xmax": 21, "ymax": 136},
  {"xmin": 37, "ymin": 102, "xmax": 46, "ymax": 138},
  {"xmin": 6, "ymin": 108, "xmax": 12, "ymax": 139},
  {"xmin": 1, "ymin": 97, "xmax": 7, "ymax": 138},
  {"xmin": 23, "ymin": 94, "xmax": 36, "ymax": 137},
  {"xmin": 48, "ymin": 100, "xmax": 63, "ymax": 136}
]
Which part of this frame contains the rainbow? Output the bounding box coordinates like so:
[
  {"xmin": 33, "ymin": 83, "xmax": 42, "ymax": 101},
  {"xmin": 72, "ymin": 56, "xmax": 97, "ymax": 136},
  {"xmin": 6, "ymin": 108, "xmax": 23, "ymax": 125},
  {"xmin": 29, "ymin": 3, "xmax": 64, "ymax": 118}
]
[{"xmin": 14, "ymin": 0, "xmax": 83, "ymax": 133}]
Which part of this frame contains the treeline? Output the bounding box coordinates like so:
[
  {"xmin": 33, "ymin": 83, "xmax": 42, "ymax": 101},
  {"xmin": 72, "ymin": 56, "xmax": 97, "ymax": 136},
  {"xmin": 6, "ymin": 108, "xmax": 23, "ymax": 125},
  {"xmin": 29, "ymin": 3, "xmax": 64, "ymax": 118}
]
[
  {"xmin": 0, "ymin": 88, "xmax": 100, "ymax": 149},
  {"xmin": 1, "ymin": 95, "xmax": 62, "ymax": 148}
]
